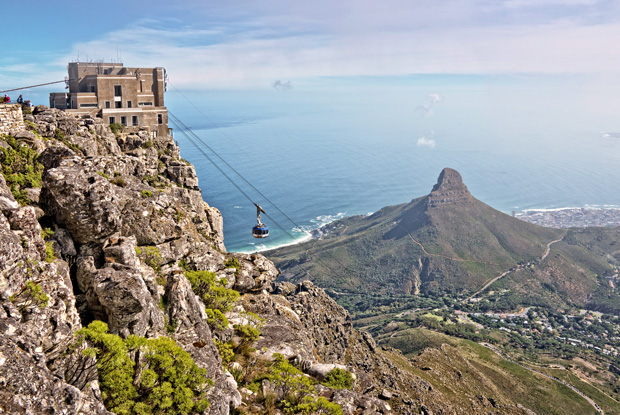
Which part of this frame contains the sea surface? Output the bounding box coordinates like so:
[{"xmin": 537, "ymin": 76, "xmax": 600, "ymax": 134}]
[{"xmin": 165, "ymin": 76, "xmax": 620, "ymax": 253}]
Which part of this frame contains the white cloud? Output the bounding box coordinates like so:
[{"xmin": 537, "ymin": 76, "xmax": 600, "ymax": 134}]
[
  {"xmin": 421, "ymin": 93, "xmax": 442, "ymax": 117},
  {"xmin": 58, "ymin": 2, "xmax": 620, "ymax": 88},
  {"xmin": 417, "ymin": 137, "xmax": 436, "ymax": 148},
  {"xmin": 502, "ymin": 0, "xmax": 599, "ymax": 9}
]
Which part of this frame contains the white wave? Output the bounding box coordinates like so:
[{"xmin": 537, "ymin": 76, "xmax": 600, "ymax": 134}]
[
  {"xmin": 519, "ymin": 206, "xmax": 583, "ymax": 213},
  {"xmin": 233, "ymin": 211, "xmax": 351, "ymax": 254},
  {"xmin": 236, "ymin": 231, "xmax": 313, "ymax": 254}
]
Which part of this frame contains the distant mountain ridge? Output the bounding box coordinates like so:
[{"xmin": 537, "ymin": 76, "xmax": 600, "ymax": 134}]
[{"xmin": 266, "ymin": 168, "xmax": 616, "ymax": 309}]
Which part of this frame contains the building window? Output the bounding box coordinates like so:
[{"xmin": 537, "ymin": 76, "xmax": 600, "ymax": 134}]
[
  {"xmin": 127, "ymin": 100, "xmax": 132, "ymax": 108},
  {"xmin": 109, "ymin": 116, "xmax": 116, "ymax": 124},
  {"xmin": 114, "ymin": 85, "xmax": 122, "ymax": 97},
  {"xmin": 90, "ymin": 85, "xmax": 96, "ymax": 92},
  {"xmin": 138, "ymin": 102, "xmax": 153, "ymax": 106},
  {"xmin": 105, "ymin": 101, "xmax": 111, "ymax": 109},
  {"xmin": 120, "ymin": 116, "xmax": 127, "ymax": 126},
  {"xmin": 80, "ymin": 103, "xmax": 98, "ymax": 108},
  {"xmin": 115, "ymin": 101, "xmax": 122, "ymax": 108},
  {"xmin": 132, "ymin": 116, "xmax": 138, "ymax": 126},
  {"xmin": 157, "ymin": 114, "xmax": 163, "ymax": 125}
]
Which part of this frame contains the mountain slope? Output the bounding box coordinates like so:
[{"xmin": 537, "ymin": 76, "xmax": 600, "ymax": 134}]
[{"xmin": 268, "ymin": 168, "xmax": 562, "ymax": 297}]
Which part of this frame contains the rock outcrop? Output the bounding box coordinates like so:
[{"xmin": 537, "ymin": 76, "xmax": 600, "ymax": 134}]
[
  {"xmin": 427, "ymin": 167, "xmax": 473, "ymax": 208},
  {"xmin": 0, "ymin": 106, "xmax": 538, "ymax": 415},
  {"xmin": 0, "ymin": 107, "xmax": 243, "ymax": 414}
]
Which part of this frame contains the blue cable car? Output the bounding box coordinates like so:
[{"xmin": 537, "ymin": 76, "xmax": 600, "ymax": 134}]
[{"xmin": 252, "ymin": 203, "xmax": 269, "ymax": 238}]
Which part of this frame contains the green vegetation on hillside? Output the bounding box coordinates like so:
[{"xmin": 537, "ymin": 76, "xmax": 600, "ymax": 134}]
[{"xmin": 73, "ymin": 321, "xmax": 210, "ymax": 415}]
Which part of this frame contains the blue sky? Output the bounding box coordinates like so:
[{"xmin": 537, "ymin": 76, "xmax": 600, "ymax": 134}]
[{"xmin": 2, "ymin": 0, "xmax": 620, "ymax": 92}]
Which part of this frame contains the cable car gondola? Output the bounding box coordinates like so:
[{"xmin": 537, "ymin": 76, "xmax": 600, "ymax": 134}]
[{"xmin": 252, "ymin": 203, "xmax": 269, "ymax": 238}]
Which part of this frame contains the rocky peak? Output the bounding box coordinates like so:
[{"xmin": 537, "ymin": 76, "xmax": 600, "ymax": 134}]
[{"xmin": 427, "ymin": 167, "xmax": 472, "ymax": 208}]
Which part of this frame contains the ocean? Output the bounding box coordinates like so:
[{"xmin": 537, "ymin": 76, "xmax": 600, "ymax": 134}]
[{"xmin": 166, "ymin": 76, "xmax": 620, "ymax": 253}]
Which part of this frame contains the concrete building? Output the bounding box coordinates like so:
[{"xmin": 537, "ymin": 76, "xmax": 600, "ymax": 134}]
[{"xmin": 50, "ymin": 62, "xmax": 169, "ymax": 137}]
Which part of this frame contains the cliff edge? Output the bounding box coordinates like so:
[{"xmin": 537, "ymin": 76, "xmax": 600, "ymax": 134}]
[{"xmin": 0, "ymin": 107, "xmax": 535, "ymax": 414}]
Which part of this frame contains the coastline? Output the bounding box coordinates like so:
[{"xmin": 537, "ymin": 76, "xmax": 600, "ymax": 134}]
[{"xmin": 235, "ymin": 206, "xmax": 620, "ymax": 254}]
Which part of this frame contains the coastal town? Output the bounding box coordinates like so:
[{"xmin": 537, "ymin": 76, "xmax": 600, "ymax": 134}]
[{"xmin": 516, "ymin": 207, "xmax": 620, "ymax": 228}]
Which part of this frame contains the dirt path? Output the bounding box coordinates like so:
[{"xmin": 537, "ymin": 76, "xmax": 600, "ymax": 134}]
[{"xmin": 466, "ymin": 236, "xmax": 565, "ymax": 301}]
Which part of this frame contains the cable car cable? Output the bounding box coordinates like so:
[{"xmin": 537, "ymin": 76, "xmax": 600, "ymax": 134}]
[
  {"xmin": 168, "ymin": 99, "xmax": 359, "ymax": 283},
  {"xmin": 169, "ymin": 112, "xmax": 350, "ymax": 280},
  {"xmin": 0, "ymin": 79, "xmax": 68, "ymax": 94},
  {"xmin": 169, "ymin": 113, "xmax": 292, "ymax": 238},
  {"xmin": 168, "ymin": 85, "xmax": 302, "ymax": 231}
]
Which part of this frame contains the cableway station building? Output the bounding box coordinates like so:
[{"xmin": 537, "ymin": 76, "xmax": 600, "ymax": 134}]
[{"xmin": 49, "ymin": 62, "xmax": 169, "ymax": 137}]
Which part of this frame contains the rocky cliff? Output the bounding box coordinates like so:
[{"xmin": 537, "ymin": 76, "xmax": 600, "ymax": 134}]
[{"xmin": 0, "ymin": 107, "xmax": 537, "ymax": 414}]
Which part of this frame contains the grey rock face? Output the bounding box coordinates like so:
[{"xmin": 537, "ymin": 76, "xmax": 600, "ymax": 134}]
[
  {"xmin": 76, "ymin": 258, "xmax": 165, "ymax": 338},
  {"xmin": 427, "ymin": 167, "xmax": 472, "ymax": 208},
  {"xmin": 43, "ymin": 162, "xmax": 123, "ymax": 244}
]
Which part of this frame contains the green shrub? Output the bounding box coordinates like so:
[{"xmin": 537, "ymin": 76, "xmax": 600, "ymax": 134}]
[
  {"xmin": 135, "ymin": 246, "xmax": 162, "ymax": 272},
  {"xmin": 74, "ymin": 321, "xmax": 137, "ymax": 414},
  {"xmin": 97, "ymin": 171, "xmax": 109, "ymax": 179},
  {"xmin": 9, "ymin": 280, "xmax": 50, "ymax": 312},
  {"xmin": 185, "ymin": 270, "xmax": 239, "ymax": 313},
  {"xmin": 292, "ymin": 396, "xmax": 344, "ymax": 415},
  {"xmin": 44, "ymin": 241, "xmax": 56, "ymax": 262},
  {"xmin": 141, "ymin": 190, "xmax": 153, "ymax": 198},
  {"xmin": 214, "ymin": 339, "xmax": 235, "ymax": 366},
  {"xmin": 0, "ymin": 135, "xmax": 44, "ymax": 205},
  {"xmin": 321, "ymin": 368, "xmax": 353, "ymax": 390},
  {"xmin": 266, "ymin": 354, "xmax": 314, "ymax": 406},
  {"xmin": 75, "ymin": 321, "xmax": 210, "ymax": 415},
  {"xmin": 178, "ymin": 259, "xmax": 189, "ymax": 271},
  {"xmin": 234, "ymin": 324, "xmax": 260, "ymax": 344},
  {"xmin": 206, "ymin": 308, "xmax": 229, "ymax": 330},
  {"xmin": 224, "ymin": 257, "xmax": 242, "ymax": 276},
  {"xmin": 41, "ymin": 227, "xmax": 54, "ymax": 240},
  {"xmin": 109, "ymin": 123, "xmax": 124, "ymax": 135},
  {"xmin": 246, "ymin": 354, "xmax": 344, "ymax": 414}
]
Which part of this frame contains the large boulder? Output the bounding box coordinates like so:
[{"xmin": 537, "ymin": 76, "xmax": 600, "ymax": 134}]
[
  {"xmin": 76, "ymin": 256, "xmax": 164, "ymax": 338},
  {"xmin": 42, "ymin": 161, "xmax": 123, "ymax": 244}
]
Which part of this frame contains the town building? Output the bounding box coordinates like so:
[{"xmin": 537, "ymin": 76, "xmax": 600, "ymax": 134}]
[{"xmin": 50, "ymin": 62, "xmax": 169, "ymax": 137}]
